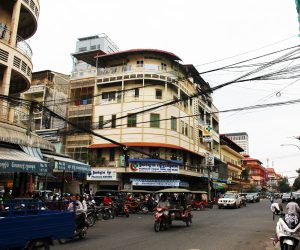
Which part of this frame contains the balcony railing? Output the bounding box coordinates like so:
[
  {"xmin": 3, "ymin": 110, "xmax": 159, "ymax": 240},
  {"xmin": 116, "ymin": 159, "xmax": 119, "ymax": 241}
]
[
  {"xmin": 97, "ymin": 64, "xmax": 183, "ymax": 79},
  {"xmin": 0, "ymin": 103, "xmax": 29, "ymax": 128},
  {"xmin": 0, "ymin": 25, "xmax": 33, "ymax": 59}
]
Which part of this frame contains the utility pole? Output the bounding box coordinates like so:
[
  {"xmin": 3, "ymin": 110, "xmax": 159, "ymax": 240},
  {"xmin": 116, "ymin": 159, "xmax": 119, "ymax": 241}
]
[
  {"xmin": 206, "ymin": 153, "xmax": 214, "ymax": 201},
  {"xmin": 207, "ymin": 165, "xmax": 211, "ymax": 201}
]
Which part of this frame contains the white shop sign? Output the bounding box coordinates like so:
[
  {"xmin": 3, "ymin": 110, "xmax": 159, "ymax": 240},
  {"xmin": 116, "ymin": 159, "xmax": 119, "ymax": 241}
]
[
  {"xmin": 130, "ymin": 179, "xmax": 189, "ymax": 187},
  {"xmin": 129, "ymin": 163, "xmax": 179, "ymax": 173},
  {"xmin": 87, "ymin": 168, "xmax": 117, "ymax": 181}
]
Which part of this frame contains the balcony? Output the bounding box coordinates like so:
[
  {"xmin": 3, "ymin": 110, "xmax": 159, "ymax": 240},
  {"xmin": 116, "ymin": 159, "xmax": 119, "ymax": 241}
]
[
  {"xmin": 0, "ymin": 26, "xmax": 33, "ymax": 59},
  {"xmin": 19, "ymin": 0, "xmax": 40, "ymax": 39},
  {"xmin": 96, "ymin": 65, "xmax": 182, "ymax": 85},
  {"xmin": 0, "ymin": 102, "xmax": 28, "ymax": 128}
]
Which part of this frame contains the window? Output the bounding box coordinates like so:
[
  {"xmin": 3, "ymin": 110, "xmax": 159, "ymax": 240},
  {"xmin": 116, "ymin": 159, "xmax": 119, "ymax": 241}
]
[
  {"xmin": 155, "ymin": 89, "xmax": 162, "ymax": 99},
  {"xmin": 109, "ymin": 148, "xmax": 115, "ymax": 161},
  {"xmin": 190, "ymin": 126, "xmax": 194, "ymax": 138},
  {"xmin": 171, "ymin": 116, "xmax": 177, "ymax": 131},
  {"xmin": 102, "ymin": 91, "xmax": 116, "ymax": 103},
  {"xmin": 181, "ymin": 121, "xmax": 184, "ymax": 134},
  {"xmin": 128, "ymin": 114, "xmax": 137, "ymax": 127},
  {"xmin": 111, "ymin": 114, "xmax": 116, "ymax": 128},
  {"xmin": 161, "ymin": 63, "xmax": 167, "ymax": 70},
  {"xmin": 99, "ymin": 116, "xmax": 104, "ymax": 129},
  {"xmin": 137, "ymin": 60, "xmax": 144, "ymax": 67},
  {"xmin": 134, "ymin": 88, "xmax": 139, "ymax": 98},
  {"xmin": 71, "ymin": 87, "xmax": 94, "ymax": 105},
  {"xmin": 150, "ymin": 114, "xmax": 160, "ymax": 128},
  {"xmin": 185, "ymin": 123, "xmax": 188, "ymax": 136}
]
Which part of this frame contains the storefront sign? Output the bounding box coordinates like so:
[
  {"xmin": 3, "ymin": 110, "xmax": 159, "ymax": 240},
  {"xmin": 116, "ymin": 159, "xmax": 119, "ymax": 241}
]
[
  {"xmin": 87, "ymin": 168, "xmax": 117, "ymax": 181},
  {"xmin": 129, "ymin": 163, "xmax": 179, "ymax": 173},
  {"xmin": 130, "ymin": 178, "xmax": 189, "ymax": 187}
]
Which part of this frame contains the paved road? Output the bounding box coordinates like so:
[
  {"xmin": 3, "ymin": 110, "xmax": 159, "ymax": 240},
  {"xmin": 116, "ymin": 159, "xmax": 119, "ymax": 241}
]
[{"xmin": 53, "ymin": 199, "xmax": 277, "ymax": 250}]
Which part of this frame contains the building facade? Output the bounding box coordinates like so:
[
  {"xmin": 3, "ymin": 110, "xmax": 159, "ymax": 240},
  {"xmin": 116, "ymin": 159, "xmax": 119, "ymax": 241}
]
[
  {"xmin": 242, "ymin": 155, "xmax": 267, "ymax": 191},
  {"xmin": 225, "ymin": 132, "xmax": 249, "ymax": 155},
  {"xmin": 66, "ymin": 45, "xmax": 221, "ymax": 192},
  {"xmin": 220, "ymin": 134, "xmax": 245, "ymax": 191},
  {"xmin": 21, "ymin": 70, "xmax": 70, "ymax": 153}
]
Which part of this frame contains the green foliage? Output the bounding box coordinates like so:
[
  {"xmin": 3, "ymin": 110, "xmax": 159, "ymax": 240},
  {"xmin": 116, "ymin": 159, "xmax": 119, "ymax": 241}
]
[
  {"xmin": 293, "ymin": 177, "xmax": 300, "ymax": 191},
  {"xmin": 278, "ymin": 177, "xmax": 291, "ymax": 193},
  {"xmin": 241, "ymin": 168, "xmax": 249, "ymax": 181}
]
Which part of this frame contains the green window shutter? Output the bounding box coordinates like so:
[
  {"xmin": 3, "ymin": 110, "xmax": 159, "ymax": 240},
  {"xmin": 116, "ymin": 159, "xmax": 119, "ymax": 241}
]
[
  {"xmin": 150, "ymin": 114, "xmax": 160, "ymax": 128},
  {"xmin": 99, "ymin": 116, "xmax": 104, "ymax": 129},
  {"xmin": 171, "ymin": 116, "xmax": 177, "ymax": 131}
]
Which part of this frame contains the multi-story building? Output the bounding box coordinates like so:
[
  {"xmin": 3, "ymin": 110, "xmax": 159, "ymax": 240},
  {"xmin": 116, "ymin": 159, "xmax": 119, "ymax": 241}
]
[
  {"xmin": 67, "ymin": 43, "xmax": 221, "ymax": 191},
  {"xmin": 0, "ymin": 0, "xmax": 56, "ymax": 195},
  {"xmin": 21, "ymin": 70, "xmax": 70, "ymax": 153},
  {"xmin": 242, "ymin": 155, "xmax": 267, "ymax": 190},
  {"xmin": 220, "ymin": 134, "xmax": 245, "ymax": 191},
  {"xmin": 266, "ymin": 168, "xmax": 280, "ymax": 192},
  {"xmin": 65, "ymin": 34, "xmax": 120, "ymax": 164},
  {"xmin": 225, "ymin": 132, "xmax": 249, "ymax": 155}
]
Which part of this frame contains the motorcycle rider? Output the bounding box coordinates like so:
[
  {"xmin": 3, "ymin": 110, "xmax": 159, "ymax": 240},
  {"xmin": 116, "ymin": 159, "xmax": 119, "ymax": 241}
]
[
  {"xmin": 157, "ymin": 194, "xmax": 170, "ymax": 216},
  {"xmin": 103, "ymin": 193, "xmax": 113, "ymax": 206},
  {"xmin": 68, "ymin": 194, "xmax": 86, "ymax": 228},
  {"xmin": 286, "ymin": 196, "xmax": 300, "ymax": 217}
]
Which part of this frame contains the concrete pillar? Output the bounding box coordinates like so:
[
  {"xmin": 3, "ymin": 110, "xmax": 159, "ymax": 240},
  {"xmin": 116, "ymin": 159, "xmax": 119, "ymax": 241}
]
[{"xmin": 10, "ymin": 0, "xmax": 21, "ymax": 46}]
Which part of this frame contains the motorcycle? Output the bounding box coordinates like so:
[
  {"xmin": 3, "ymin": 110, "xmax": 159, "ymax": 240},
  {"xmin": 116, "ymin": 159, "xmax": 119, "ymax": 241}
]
[
  {"xmin": 271, "ymin": 203, "xmax": 300, "ymax": 250},
  {"xmin": 114, "ymin": 199, "xmax": 129, "ymax": 217},
  {"xmin": 101, "ymin": 203, "xmax": 115, "ymax": 220},
  {"xmin": 140, "ymin": 199, "xmax": 158, "ymax": 214},
  {"xmin": 58, "ymin": 213, "xmax": 89, "ymax": 243},
  {"xmin": 154, "ymin": 207, "xmax": 170, "ymax": 232},
  {"xmin": 125, "ymin": 199, "xmax": 141, "ymax": 213}
]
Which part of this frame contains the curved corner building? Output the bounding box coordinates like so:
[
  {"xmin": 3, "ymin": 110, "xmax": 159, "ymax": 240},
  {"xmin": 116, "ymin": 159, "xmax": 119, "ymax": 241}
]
[
  {"xmin": 0, "ymin": 1, "xmax": 56, "ymax": 195},
  {"xmin": 0, "ymin": 0, "xmax": 38, "ymax": 96},
  {"xmin": 69, "ymin": 46, "xmax": 221, "ymax": 191}
]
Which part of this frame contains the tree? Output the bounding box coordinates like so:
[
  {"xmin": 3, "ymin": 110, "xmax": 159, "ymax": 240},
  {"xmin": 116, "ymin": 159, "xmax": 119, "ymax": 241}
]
[
  {"xmin": 293, "ymin": 177, "xmax": 300, "ymax": 191},
  {"xmin": 241, "ymin": 168, "xmax": 249, "ymax": 181},
  {"xmin": 278, "ymin": 177, "xmax": 291, "ymax": 193}
]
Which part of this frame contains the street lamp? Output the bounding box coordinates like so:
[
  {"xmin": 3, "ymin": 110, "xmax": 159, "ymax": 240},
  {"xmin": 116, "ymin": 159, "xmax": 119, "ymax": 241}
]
[{"xmin": 280, "ymin": 144, "xmax": 300, "ymax": 151}]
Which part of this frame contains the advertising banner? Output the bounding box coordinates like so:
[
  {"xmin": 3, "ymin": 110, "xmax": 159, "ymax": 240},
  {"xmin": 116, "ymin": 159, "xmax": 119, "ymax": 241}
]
[
  {"xmin": 129, "ymin": 162, "xmax": 179, "ymax": 173},
  {"xmin": 130, "ymin": 178, "xmax": 189, "ymax": 187},
  {"xmin": 87, "ymin": 168, "xmax": 118, "ymax": 181}
]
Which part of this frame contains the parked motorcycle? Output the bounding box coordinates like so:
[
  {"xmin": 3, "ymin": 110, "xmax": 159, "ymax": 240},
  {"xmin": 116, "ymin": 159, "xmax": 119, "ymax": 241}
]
[
  {"xmin": 271, "ymin": 203, "xmax": 300, "ymax": 250},
  {"xmin": 140, "ymin": 199, "xmax": 158, "ymax": 214},
  {"xmin": 125, "ymin": 200, "xmax": 141, "ymax": 213},
  {"xmin": 101, "ymin": 203, "xmax": 115, "ymax": 220},
  {"xmin": 58, "ymin": 213, "xmax": 89, "ymax": 243},
  {"xmin": 114, "ymin": 199, "xmax": 129, "ymax": 217}
]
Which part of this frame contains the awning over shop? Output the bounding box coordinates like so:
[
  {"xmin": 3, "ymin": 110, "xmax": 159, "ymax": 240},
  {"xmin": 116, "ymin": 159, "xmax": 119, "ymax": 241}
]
[
  {"xmin": 43, "ymin": 154, "xmax": 90, "ymax": 174},
  {"xmin": 0, "ymin": 147, "xmax": 48, "ymax": 173}
]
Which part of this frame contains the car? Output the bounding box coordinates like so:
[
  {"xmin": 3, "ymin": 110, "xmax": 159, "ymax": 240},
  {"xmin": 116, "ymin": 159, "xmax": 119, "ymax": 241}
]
[
  {"xmin": 246, "ymin": 193, "xmax": 256, "ymax": 203},
  {"xmin": 218, "ymin": 192, "xmax": 242, "ymax": 209},
  {"xmin": 281, "ymin": 193, "xmax": 291, "ymax": 203},
  {"xmin": 252, "ymin": 193, "xmax": 260, "ymax": 202}
]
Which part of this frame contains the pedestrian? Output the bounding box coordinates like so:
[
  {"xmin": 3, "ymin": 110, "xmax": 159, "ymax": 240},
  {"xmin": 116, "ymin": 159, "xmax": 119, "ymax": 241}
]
[{"xmin": 286, "ymin": 196, "xmax": 300, "ymax": 218}]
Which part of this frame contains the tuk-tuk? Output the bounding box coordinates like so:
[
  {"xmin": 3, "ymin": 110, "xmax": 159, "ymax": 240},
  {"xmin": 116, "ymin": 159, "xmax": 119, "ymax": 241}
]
[
  {"xmin": 191, "ymin": 191, "xmax": 209, "ymax": 210},
  {"xmin": 154, "ymin": 188, "xmax": 193, "ymax": 232}
]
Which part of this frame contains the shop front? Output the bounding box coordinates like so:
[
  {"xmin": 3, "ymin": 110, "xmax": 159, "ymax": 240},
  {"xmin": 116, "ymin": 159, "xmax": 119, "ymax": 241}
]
[{"xmin": 86, "ymin": 168, "xmax": 120, "ymax": 193}]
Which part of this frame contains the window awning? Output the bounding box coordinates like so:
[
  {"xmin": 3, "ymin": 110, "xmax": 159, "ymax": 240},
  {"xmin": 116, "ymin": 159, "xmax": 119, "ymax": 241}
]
[
  {"xmin": 43, "ymin": 154, "xmax": 91, "ymax": 174},
  {"xmin": 0, "ymin": 147, "xmax": 48, "ymax": 173}
]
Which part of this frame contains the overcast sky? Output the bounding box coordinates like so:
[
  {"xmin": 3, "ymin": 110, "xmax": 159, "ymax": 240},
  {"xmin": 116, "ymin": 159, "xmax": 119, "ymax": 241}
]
[{"xmin": 30, "ymin": 0, "xmax": 300, "ymax": 182}]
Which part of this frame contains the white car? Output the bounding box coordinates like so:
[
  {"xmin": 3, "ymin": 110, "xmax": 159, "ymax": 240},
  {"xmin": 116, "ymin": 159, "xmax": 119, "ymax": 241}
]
[{"xmin": 218, "ymin": 193, "xmax": 242, "ymax": 209}]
